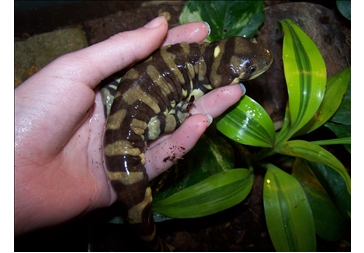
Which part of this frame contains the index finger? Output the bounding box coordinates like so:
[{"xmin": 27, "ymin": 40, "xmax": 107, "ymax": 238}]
[{"xmin": 163, "ymin": 21, "xmax": 210, "ymax": 46}]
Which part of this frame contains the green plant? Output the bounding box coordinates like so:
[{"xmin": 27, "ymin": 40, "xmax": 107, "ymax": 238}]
[
  {"xmin": 151, "ymin": 1, "xmax": 351, "ymax": 251},
  {"xmin": 337, "ymin": 0, "xmax": 351, "ymax": 20}
]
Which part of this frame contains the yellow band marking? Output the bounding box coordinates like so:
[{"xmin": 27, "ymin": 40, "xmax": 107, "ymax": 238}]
[
  {"xmin": 131, "ymin": 118, "xmax": 147, "ymax": 135},
  {"xmin": 147, "ymin": 65, "xmax": 173, "ymax": 97},
  {"xmin": 106, "ymin": 109, "xmax": 127, "ymax": 130},
  {"xmin": 108, "ymin": 171, "xmax": 144, "ymax": 185},
  {"xmin": 188, "ymin": 88, "xmax": 205, "ymax": 101},
  {"xmin": 147, "ymin": 115, "xmax": 161, "ymax": 140},
  {"xmin": 122, "ymin": 68, "xmax": 139, "ymax": 80},
  {"xmin": 104, "ymin": 140, "xmax": 141, "ymax": 156},
  {"xmin": 160, "ymin": 49, "xmax": 185, "ymax": 84},
  {"xmin": 122, "ymin": 85, "xmax": 160, "ymax": 114},
  {"xmin": 185, "ymin": 62, "xmax": 196, "ymax": 93},
  {"xmin": 196, "ymin": 60, "xmax": 207, "ymax": 82},
  {"xmin": 140, "ymin": 225, "xmax": 157, "ymax": 242},
  {"xmin": 140, "ymin": 153, "xmax": 146, "ymax": 165},
  {"xmin": 213, "ymin": 45, "xmax": 221, "ymax": 58},
  {"xmin": 127, "ymin": 187, "xmax": 153, "ymax": 224},
  {"xmin": 210, "ymin": 40, "xmax": 227, "ymax": 87},
  {"xmin": 164, "ymin": 114, "xmax": 178, "ymax": 133}
]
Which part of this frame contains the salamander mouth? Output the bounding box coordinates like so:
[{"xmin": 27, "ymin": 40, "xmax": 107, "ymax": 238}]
[
  {"xmin": 248, "ymin": 68, "xmax": 267, "ymax": 80},
  {"xmin": 247, "ymin": 58, "xmax": 273, "ymax": 80}
]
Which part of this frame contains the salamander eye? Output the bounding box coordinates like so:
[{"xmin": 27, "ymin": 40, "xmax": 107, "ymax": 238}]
[{"xmin": 249, "ymin": 66, "xmax": 256, "ymax": 73}]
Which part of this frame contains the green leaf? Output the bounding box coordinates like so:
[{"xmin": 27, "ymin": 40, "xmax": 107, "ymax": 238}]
[
  {"xmin": 275, "ymin": 103, "xmax": 292, "ymax": 144},
  {"xmin": 276, "ymin": 19, "xmax": 326, "ymax": 143},
  {"xmin": 304, "ymin": 160, "xmax": 351, "ymax": 220},
  {"xmin": 153, "ymin": 169, "xmax": 254, "ymax": 218},
  {"xmin": 216, "ymin": 95, "xmax": 275, "ymax": 147},
  {"xmin": 179, "ymin": 0, "xmax": 265, "ymax": 42},
  {"xmin": 295, "ymin": 67, "xmax": 351, "ymax": 136},
  {"xmin": 311, "ymin": 137, "xmax": 351, "ymax": 146},
  {"xmin": 263, "ymin": 163, "xmax": 316, "ymax": 251},
  {"xmin": 292, "ymin": 158, "xmax": 346, "ymax": 241},
  {"xmin": 337, "ymin": 0, "xmax": 351, "ymax": 20},
  {"xmin": 324, "ymin": 123, "xmax": 351, "ymax": 152},
  {"xmin": 330, "ymin": 77, "xmax": 351, "ymax": 125},
  {"xmin": 274, "ymin": 140, "xmax": 351, "ymax": 204}
]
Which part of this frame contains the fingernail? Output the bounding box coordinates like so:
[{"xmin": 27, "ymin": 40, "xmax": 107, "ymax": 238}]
[
  {"xmin": 202, "ymin": 21, "xmax": 211, "ymax": 35},
  {"xmin": 239, "ymin": 83, "xmax": 246, "ymax": 95},
  {"xmin": 144, "ymin": 16, "xmax": 166, "ymax": 29},
  {"xmin": 205, "ymin": 114, "xmax": 213, "ymax": 126}
]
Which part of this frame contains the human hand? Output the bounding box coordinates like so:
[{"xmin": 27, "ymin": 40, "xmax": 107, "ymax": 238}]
[{"xmin": 14, "ymin": 16, "xmax": 244, "ymax": 236}]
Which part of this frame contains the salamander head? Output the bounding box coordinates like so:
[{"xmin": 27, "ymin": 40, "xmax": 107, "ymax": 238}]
[{"xmin": 209, "ymin": 37, "xmax": 273, "ymax": 88}]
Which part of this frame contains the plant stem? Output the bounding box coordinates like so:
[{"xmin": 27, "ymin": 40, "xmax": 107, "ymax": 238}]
[
  {"xmin": 311, "ymin": 137, "xmax": 351, "ymax": 146},
  {"xmin": 253, "ymin": 147, "xmax": 276, "ymax": 161}
]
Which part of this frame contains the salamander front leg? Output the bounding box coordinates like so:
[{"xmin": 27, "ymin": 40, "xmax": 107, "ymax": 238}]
[{"xmin": 145, "ymin": 98, "xmax": 193, "ymax": 142}]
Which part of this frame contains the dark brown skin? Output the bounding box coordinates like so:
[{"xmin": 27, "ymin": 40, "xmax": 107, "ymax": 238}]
[{"xmin": 104, "ymin": 37, "xmax": 273, "ymax": 250}]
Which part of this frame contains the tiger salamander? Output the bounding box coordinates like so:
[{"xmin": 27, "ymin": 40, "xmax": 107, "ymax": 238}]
[{"xmin": 103, "ymin": 36, "xmax": 273, "ymax": 251}]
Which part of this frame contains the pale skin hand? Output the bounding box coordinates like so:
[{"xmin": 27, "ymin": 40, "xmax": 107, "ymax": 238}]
[{"xmin": 14, "ymin": 16, "xmax": 243, "ymax": 236}]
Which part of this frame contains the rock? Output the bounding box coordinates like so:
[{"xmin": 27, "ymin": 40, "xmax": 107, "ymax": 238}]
[
  {"xmin": 84, "ymin": 2, "xmax": 185, "ymax": 45},
  {"xmin": 14, "ymin": 28, "xmax": 88, "ymax": 87}
]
